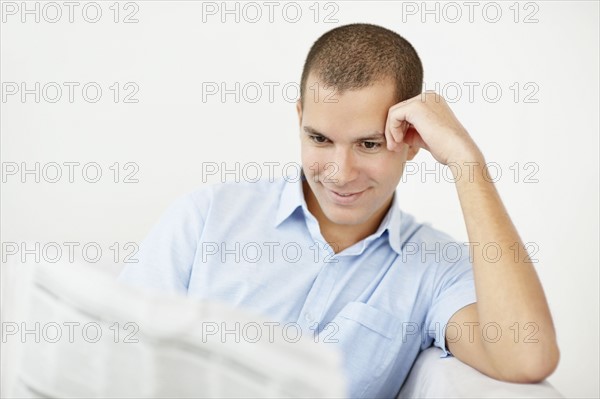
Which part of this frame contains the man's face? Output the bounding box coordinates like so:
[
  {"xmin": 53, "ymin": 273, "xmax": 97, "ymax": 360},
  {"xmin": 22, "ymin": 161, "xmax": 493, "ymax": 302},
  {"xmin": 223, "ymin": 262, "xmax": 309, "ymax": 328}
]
[{"xmin": 296, "ymin": 73, "xmax": 418, "ymax": 229}]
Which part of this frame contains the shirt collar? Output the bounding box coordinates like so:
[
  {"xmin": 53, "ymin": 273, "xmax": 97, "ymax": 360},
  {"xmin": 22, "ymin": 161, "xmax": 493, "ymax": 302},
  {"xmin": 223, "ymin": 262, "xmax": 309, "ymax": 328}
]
[
  {"xmin": 275, "ymin": 173, "xmax": 403, "ymax": 256},
  {"xmin": 274, "ymin": 173, "xmax": 308, "ymax": 228}
]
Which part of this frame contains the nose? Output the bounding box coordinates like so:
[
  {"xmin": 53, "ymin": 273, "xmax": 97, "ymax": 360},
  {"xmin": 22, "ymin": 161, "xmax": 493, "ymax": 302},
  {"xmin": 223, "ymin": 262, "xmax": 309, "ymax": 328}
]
[{"xmin": 326, "ymin": 146, "xmax": 359, "ymax": 187}]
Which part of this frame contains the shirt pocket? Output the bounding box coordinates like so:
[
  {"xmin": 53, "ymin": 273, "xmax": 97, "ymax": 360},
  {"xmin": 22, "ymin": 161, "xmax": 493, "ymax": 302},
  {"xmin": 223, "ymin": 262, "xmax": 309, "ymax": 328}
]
[{"xmin": 327, "ymin": 301, "xmax": 403, "ymax": 398}]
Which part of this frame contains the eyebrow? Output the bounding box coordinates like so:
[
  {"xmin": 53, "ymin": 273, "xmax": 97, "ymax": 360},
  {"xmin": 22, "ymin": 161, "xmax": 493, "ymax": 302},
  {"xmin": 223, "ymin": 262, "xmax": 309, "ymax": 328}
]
[{"xmin": 303, "ymin": 126, "xmax": 385, "ymax": 141}]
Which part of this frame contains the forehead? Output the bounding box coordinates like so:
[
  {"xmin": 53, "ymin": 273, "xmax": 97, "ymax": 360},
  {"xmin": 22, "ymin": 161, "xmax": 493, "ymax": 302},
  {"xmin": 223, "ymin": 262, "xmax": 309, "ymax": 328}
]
[{"xmin": 302, "ymin": 73, "xmax": 397, "ymax": 140}]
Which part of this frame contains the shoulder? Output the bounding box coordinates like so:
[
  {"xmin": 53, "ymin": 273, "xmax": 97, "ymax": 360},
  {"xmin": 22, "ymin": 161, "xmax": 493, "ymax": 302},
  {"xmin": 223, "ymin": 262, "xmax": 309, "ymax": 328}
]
[
  {"xmin": 208, "ymin": 177, "xmax": 286, "ymax": 198},
  {"xmin": 183, "ymin": 177, "xmax": 287, "ymax": 217},
  {"xmin": 397, "ymin": 210, "xmax": 461, "ymax": 250},
  {"xmin": 396, "ymin": 210, "xmax": 471, "ymax": 270}
]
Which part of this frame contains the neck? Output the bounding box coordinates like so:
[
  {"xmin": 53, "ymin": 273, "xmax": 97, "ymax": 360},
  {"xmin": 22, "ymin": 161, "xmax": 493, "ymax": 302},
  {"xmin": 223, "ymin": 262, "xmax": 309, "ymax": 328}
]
[{"xmin": 303, "ymin": 180, "xmax": 392, "ymax": 253}]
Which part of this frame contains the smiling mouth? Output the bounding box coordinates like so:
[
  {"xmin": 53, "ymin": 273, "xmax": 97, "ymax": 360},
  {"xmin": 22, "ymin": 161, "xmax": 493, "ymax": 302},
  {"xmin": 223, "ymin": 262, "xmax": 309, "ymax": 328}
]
[
  {"xmin": 333, "ymin": 190, "xmax": 362, "ymax": 196},
  {"xmin": 325, "ymin": 187, "xmax": 367, "ymax": 205}
]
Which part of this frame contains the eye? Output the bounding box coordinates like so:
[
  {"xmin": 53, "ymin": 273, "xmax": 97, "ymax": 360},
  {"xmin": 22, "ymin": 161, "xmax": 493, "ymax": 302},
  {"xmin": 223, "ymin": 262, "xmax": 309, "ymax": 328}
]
[
  {"xmin": 361, "ymin": 141, "xmax": 381, "ymax": 150},
  {"xmin": 309, "ymin": 135, "xmax": 329, "ymax": 144}
]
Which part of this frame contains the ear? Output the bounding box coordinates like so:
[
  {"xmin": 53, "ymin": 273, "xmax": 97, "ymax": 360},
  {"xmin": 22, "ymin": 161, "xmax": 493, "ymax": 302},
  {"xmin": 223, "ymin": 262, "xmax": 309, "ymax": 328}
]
[
  {"xmin": 406, "ymin": 145, "xmax": 419, "ymax": 161},
  {"xmin": 296, "ymin": 99, "xmax": 303, "ymax": 126}
]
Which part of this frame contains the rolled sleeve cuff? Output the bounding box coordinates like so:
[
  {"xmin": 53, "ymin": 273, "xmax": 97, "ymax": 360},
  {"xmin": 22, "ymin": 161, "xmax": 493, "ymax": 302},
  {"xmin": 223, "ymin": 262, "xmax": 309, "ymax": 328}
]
[{"xmin": 434, "ymin": 290, "xmax": 477, "ymax": 358}]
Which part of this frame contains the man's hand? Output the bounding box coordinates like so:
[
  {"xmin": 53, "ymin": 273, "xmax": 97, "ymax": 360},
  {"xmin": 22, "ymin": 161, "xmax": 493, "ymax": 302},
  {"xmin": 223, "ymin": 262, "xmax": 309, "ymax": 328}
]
[{"xmin": 384, "ymin": 91, "xmax": 482, "ymax": 165}]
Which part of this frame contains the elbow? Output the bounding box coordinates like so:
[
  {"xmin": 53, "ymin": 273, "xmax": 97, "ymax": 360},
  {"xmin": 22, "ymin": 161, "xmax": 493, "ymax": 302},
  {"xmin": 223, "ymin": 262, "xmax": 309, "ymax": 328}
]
[
  {"xmin": 527, "ymin": 343, "xmax": 560, "ymax": 382},
  {"xmin": 497, "ymin": 343, "xmax": 560, "ymax": 383}
]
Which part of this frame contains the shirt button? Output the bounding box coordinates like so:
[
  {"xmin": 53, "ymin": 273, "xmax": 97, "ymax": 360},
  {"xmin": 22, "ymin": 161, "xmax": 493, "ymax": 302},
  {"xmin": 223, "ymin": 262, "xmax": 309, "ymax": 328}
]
[{"xmin": 304, "ymin": 312, "xmax": 314, "ymax": 322}]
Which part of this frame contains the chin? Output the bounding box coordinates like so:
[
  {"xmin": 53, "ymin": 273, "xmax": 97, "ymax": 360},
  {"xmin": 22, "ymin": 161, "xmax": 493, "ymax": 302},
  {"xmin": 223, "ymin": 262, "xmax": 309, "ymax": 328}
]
[{"xmin": 321, "ymin": 205, "xmax": 367, "ymax": 226}]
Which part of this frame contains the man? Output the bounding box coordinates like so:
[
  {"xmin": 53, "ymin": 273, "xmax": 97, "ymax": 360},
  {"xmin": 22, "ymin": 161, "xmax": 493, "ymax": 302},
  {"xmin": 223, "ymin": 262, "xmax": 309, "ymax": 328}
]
[{"xmin": 119, "ymin": 23, "xmax": 559, "ymax": 397}]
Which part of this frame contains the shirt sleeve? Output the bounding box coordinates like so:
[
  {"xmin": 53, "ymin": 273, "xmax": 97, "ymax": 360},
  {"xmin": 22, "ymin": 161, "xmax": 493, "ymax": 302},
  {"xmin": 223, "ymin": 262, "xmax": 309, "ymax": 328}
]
[
  {"xmin": 424, "ymin": 244, "xmax": 477, "ymax": 358},
  {"xmin": 117, "ymin": 188, "xmax": 209, "ymax": 295}
]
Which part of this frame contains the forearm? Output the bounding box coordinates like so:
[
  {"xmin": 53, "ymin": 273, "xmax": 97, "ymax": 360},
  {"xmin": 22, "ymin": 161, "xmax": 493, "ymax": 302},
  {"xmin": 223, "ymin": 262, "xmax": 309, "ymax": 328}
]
[{"xmin": 452, "ymin": 151, "xmax": 559, "ymax": 378}]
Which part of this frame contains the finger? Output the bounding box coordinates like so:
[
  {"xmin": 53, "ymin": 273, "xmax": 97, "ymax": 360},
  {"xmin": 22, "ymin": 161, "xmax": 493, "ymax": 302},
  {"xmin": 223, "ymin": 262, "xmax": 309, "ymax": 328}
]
[
  {"xmin": 385, "ymin": 126, "xmax": 400, "ymax": 151},
  {"xmin": 385, "ymin": 103, "xmax": 413, "ymax": 152},
  {"xmin": 384, "ymin": 117, "xmax": 402, "ymax": 151},
  {"xmin": 390, "ymin": 120, "xmax": 409, "ymax": 152},
  {"xmin": 403, "ymin": 127, "xmax": 430, "ymax": 152},
  {"xmin": 385, "ymin": 115, "xmax": 396, "ymax": 151}
]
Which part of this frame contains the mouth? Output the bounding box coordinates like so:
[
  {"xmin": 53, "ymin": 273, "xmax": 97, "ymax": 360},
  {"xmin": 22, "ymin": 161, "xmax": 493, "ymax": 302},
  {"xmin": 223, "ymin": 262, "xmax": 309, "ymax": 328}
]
[{"xmin": 325, "ymin": 187, "xmax": 366, "ymax": 205}]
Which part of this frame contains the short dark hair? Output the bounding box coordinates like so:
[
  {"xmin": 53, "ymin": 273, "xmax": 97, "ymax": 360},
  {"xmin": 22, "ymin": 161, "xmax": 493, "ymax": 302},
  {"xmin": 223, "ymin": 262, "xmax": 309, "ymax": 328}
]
[{"xmin": 299, "ymin": 23, "xmax": 423, "ymax": 107}]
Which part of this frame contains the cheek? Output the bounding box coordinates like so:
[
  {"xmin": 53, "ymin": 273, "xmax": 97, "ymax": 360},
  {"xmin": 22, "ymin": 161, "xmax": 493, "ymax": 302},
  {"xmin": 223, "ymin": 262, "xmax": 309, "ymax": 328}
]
[
  {"xmin": 366, "ymin": 152, "xmax": 406, "ymax": 181},
  {"xmin": 300, "ymin": 146, "xmax": 325, "ymax": 175}
]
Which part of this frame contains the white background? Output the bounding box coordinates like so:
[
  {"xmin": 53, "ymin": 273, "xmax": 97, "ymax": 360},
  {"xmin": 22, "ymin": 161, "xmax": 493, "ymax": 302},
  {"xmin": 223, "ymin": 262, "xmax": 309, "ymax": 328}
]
[{"xmin": 1, "ymin": 1, "xmax": 598, "ymax": 397}]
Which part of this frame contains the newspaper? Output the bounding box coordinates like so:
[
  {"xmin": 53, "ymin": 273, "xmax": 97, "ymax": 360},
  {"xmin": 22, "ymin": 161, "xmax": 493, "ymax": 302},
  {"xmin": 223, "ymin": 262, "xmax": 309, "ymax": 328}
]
[{"xmin": 2, "ymin": 261, "xmax": 346, "ymax": 398}]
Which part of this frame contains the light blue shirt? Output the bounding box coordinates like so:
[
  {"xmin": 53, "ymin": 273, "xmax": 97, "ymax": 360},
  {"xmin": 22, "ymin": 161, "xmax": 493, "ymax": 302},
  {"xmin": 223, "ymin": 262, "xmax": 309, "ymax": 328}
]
[{"xmin": 119, "ymin": 174, "xmax": 477, "ymax": 398}]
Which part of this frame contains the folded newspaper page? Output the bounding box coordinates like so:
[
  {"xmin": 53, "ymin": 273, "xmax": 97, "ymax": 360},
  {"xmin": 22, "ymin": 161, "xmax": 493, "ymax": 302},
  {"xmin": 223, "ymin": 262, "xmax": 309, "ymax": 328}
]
[{"xmin": 3, "ymin": 261, "xmax": 346, "ymax": 398}]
